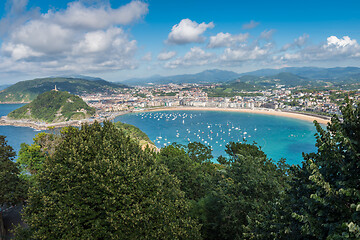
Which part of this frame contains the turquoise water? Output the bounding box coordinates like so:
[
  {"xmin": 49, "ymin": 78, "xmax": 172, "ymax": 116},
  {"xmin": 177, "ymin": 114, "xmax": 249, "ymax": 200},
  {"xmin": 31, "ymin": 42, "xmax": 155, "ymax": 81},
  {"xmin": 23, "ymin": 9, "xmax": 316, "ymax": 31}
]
[
  {"xmin": 0, "ymin": 104, "xmax": 321, "ymax": 164},
  {"xmin": 0, "ymin": 104, "xmax": 42, "ymax": 155},
  {"xmin": 115, "ymin": 110, "xmax": 321, "ymax": 165}
]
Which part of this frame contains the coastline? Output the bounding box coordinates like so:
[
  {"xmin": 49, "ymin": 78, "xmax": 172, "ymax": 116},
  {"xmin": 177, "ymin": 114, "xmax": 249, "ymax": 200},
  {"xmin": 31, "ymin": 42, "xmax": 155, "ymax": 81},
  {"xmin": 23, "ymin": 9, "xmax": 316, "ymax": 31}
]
[
  {"xmin": 0, "ymin": 111, "xmax": 130, "ymax": 130},
  {"xmin": 0, "ymin": 106, "xmax": 331, "ymax": 130},
  {"xmin": 0, "ymin": 102, "xmax": 30, "ymax": 104},
  {"xmin": 141, "ymin": 107, "xmax": 331, "ymax": 125}
]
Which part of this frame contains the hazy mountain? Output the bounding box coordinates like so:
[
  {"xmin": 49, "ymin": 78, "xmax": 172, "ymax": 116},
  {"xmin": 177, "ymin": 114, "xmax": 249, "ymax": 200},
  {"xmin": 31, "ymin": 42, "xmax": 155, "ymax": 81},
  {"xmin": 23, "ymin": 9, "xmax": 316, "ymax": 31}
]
[
  {"xmin": 0, "ymin": 84, "xmax": 12, "ymax": 91},
  {"xmin": 120, "ymin": 69, "xmax": 240, "ymax": 85},
  {"xmin": 121, "ymin": 67, "xmax": 360, "ymax": 86},
  {"xmin": 242, "ymin": 67, "xmax": 360, "ymax": 80},
  {"xmin": 52, "ymin": 75, "xmax": 105, "ymax": 81},
  {"xmin": 231, "ymin": 72, "xmax": 314, "ymax": 87}
]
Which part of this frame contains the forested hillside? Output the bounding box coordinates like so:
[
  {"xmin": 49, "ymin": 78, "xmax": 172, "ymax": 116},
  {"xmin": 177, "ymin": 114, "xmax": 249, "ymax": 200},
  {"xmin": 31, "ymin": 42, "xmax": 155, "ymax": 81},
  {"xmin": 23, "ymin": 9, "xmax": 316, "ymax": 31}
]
[
  {"xmin": 0, "ymin": 77, "xmax": 127, "ymax": 102},
  {"xmin": 8, "ymin": 91, "xmax": 95, "ymax": 123}
]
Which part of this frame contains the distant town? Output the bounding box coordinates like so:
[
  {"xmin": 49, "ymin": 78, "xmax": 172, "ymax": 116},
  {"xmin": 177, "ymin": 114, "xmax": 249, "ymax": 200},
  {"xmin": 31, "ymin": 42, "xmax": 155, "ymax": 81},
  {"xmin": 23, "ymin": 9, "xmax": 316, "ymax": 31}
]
[{"xmin": 81, "ymin": 82, "xmax": 360, "ymax": 119}]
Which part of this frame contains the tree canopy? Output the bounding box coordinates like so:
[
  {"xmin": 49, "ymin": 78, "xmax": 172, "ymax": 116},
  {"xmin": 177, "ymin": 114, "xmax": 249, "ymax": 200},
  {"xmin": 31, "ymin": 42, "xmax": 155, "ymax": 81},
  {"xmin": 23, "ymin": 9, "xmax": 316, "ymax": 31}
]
[
  {"xmin": 22, "ymin": 121, "xmax": 201, "ymax": 239},
  {"xmin": 8, "ymin": 91, "xmax": 95, "ymax": 123},
  {"xmin": 0, "ymin": 136, "xmax": 27, "ymax": 240},
  {"xmin": 285, "ymin": 100, "xmax": 360, "ymax": 239}
]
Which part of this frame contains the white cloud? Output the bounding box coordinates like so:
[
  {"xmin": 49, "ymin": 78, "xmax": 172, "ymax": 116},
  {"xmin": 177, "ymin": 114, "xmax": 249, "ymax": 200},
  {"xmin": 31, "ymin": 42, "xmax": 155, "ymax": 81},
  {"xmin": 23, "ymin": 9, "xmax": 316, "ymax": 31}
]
[
  {"xmin": 11, "ymin": 20, "xmax": 74, "ymax": 54},
  {"xmin": 260, "ymin": 29, "xmax": 275, "ymax": 40},
  {"xmin": 208, "ymin": 32, "xmax": 249, "ymax": 48},
  {"xmin": 141, "ymin": 52, "xmax": 152, "ymax": 61},
  {"xmin": 0, "ymin": 0, "xmax": 40, "ymax": 36},
  {"xmin": 2, "ymin": 42, "xmax": 43, "ymax": 60},
  {"xmin": 164, "ymin": 31, "xmax": 276, "ymax": 69},
  {"xmin": 157, "ymin": 51, "xmax": 176, "ymax": 61},
  {"xmin": 277, "ymin": 36, "xmax": 360, "ymax": 63},
  {"xmin": 295, "ymin": 34, "xmax": 309, "ymax": 47},
  {"xmin": 0, "ymin": 0, "xmax": 148, "ymax": 77},
  {"xmin": 281, "ymin": 34, "xmax": 309, "ymax": 51},
  {"xmin": 220, "ymin": 43, "xmax": 272, "ymax": 62},
  {"xmin": 165, "ymin": 47, "xmax": 215, "ymax": 68},
  {"xmin": 326, "ymin": 36, "xmax": 357, "ymax": 48},
  {"xmin": 48, "ymin": 1, "xmax": 148, "ymax": 30},
  {"xmin": 242, "ymin": 20, "xmax": 259, "ymax": 30},
  {"xmin": 74, "ymin": 28, "xmax": 123, "ymax": 54},
  {"xmin": 167, "ymin": 19, "xmax": 214, "ymax": 44}
]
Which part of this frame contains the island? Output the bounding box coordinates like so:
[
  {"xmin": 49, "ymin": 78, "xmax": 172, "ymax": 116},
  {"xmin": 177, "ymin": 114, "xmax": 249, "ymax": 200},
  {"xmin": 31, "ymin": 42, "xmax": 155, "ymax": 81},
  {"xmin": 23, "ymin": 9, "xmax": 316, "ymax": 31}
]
[{"xmin": 0, "ymin": 90, "xmax": 98, "ymax": 129}]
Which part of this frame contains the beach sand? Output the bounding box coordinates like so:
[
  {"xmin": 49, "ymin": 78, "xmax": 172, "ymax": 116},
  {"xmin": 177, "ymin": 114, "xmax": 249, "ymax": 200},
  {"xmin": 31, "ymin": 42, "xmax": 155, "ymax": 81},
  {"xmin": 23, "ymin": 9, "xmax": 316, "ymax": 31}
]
[{"xmin": 143, "ymin": 107, "xmax": 331, "ymax": 125}]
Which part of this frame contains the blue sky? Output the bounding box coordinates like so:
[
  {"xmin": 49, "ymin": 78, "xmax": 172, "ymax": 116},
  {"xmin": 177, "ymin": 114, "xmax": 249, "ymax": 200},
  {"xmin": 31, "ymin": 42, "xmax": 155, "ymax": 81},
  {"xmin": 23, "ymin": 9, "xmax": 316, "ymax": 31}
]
[{"xmin": 0, "ymin": 0, "xmax": 360, "ymax": 83}]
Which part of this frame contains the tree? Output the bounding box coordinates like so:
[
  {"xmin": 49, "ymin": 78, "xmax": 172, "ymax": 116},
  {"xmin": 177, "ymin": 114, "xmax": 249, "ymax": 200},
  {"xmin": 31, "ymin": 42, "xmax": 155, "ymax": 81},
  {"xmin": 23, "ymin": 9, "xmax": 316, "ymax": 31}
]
[
  {"xmin": 287, "ymin": 100, "xmax": 360, "ymax": 239},
  {"xmin": 157, "ymin": 144, "xmax": 203, "ymax": 200},
  {"xmin": 215, "ymin": 142, "xmax": 290, "ymax": 240},
  {"xmin": 187, "ymin": 142, "xmax": 213, "ymax": 164},
  {"xmin": 22, "ymin": 121, "xmax": 201, "ymax": 239},
  {"xmin": 17, "ymin": 143, "xmax": 45, "ymax": 177},
  {"xmin": 17, "ymin": 131, "xmax": 62, "ymax": 182},
  {"xmin": 0, "ymin": 136, "xmax": 26, "ymax": 240}
]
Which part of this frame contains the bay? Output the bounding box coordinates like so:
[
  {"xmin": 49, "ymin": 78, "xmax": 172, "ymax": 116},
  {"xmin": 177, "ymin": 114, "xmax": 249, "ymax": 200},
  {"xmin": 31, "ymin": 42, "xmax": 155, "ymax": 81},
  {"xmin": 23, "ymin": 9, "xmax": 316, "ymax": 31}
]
[
  {"xmin": 0, "ymin": 104, "xmax": 321, "ymax": 165},
  {"xmin": 115, "ymin": 110, "xmax": 321, "ymax": 165}
]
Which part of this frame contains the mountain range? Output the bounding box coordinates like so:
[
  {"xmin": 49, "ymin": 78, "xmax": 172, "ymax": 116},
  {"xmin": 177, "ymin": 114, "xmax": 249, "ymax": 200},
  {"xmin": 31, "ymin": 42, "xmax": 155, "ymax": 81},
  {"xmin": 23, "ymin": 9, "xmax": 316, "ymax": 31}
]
[
  {"xmin": 119, "ymin": 67, "xmax": 360, "ymax": 86},
  {"xmin": 1, "ymin": 67, "xmax": 359, "ymax": 103},
  {"xmin": 120, "ymin": 69, "xmax": 240, "ymax": 85}
]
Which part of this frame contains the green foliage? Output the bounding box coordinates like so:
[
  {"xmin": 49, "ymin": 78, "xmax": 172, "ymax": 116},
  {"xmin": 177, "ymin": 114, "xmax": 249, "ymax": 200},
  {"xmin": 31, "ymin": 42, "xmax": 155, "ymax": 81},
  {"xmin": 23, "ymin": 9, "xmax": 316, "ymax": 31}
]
[
  {"xmin": 154, "ymin": 91, "xmax": 178, "ymax": 96},
  {"xmin": 157, "ymin": 144, "xmax": 204, "ymax": 200},
  {"xmin": 0, "ymin": 136, "xmax": 27, "ymax": 239},
  {"xmin": 187, "ymin": 141, "xmax": 213, "ymax": 164},
  {"xmin": 0, "ymin": 136, "xmax": 27, "ymax": 206},
  {"xmin": 114, "ymin": 121, "xmax": 153, "ymax": 144},
  {"xmin": 157, "ymin": 142, "xmax": 223, "ymax": 239},
  {"xmin": 189, "ymin": 142, "xmax": 291, "ymax": 240},
  {"xmin": 0, "ymin": 77, "xmax": 127, "ymax": 103},
  {"xmin": 17, "ymin": 143, "xmax": 45, "ymax": 178},
  {"xmin": 22, "ymin": 121, "xmax": 201, "ymax": 239},
  {"xmin": 16, "ymin": 130, "xmax": 63, "ymax": 182},
  {"xmin": 283, "ymin": 99, "xmax": 360, "ymax": 239},
  {"xmin": 134, "ymin": 93, "xmax": 147, "ymax": 98},
  {"xmin": 8, "ymin": 91, "xmax": 95, "ymax": 123}
]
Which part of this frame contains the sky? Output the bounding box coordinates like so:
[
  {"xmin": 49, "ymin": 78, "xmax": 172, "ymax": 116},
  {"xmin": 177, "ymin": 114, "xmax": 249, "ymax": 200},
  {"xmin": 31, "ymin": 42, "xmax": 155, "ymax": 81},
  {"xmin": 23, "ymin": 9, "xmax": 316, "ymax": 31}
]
[{"xmin": 0, "ymin": 0, "xmax": 360, "ymax": 84}]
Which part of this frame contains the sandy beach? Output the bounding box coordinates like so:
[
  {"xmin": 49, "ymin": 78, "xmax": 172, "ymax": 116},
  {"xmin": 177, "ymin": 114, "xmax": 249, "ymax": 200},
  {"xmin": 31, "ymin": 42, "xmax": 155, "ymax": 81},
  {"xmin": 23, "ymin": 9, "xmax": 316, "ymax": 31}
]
[
  {"xmin": 142, "ymin": 107, "xmax": 331, "ymax": 125},
  {"xmin": 0, "ymin": 107, "xmax": 331, "ymax": 130}
]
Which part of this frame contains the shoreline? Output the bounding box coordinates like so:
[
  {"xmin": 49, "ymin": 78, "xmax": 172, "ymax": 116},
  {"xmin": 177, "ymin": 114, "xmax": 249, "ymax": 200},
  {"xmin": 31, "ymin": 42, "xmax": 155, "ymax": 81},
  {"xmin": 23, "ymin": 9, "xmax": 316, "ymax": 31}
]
[
  {"xmin": 0, "ymin": 102, "xmax": 30, "ymax": 104},
  {"xmin": 0, "ymin": 111, "xmax": 130, "ymax": 130},
  {"xmin": 140, "ymin": 107, "xmax": 331, "ymax": 124},
  {"xmin": 0, "ymin": 107, "xmax": 331, "ymax": 130}
]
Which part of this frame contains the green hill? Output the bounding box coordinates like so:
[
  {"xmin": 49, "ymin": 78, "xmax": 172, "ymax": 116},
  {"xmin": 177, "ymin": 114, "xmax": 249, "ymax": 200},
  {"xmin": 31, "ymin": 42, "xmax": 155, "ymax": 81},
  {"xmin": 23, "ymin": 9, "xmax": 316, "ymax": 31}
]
[
  {"xmin": 269, "ymin": 72, "xmax": 310, "ymax": 86},
  {"xmin": 0, "ymin": 77, "xmax": 128, "ymax": 103},
  {"xmin": 8, "ymin": 91, "xmax": 95, "ymax": 123}
]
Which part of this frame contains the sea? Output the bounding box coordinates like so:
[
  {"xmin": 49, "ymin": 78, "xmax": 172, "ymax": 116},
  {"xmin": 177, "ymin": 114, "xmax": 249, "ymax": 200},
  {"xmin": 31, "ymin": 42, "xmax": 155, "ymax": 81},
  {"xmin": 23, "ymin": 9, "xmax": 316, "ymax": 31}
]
[
  {"xmin": 114, "ymin": 110, "xmax": 322, "ymax": 165},
  {"xmin": 0, "ymin": 104, "xmax": 39, "ymax": 154},
  {"xmin": 0, "ymin": 104, "xmax": 322, "ymax": 165}
]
